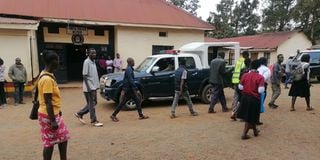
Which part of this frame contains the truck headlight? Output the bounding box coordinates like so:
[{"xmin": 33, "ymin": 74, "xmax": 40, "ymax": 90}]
[{"xmin": 104, "ymin": 78, "xmax": 112, "ymax": 87}]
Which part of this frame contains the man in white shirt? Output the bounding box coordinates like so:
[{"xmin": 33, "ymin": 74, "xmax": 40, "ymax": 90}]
[{"xmin": 75, "ymin": 48, "xmax": 103, "ymax": 127}]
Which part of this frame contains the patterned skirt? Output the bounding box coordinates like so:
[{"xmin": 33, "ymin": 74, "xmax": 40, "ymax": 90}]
[{"xmin": 38, "ymin": 113, "xmax": 70, "ymax": 147}]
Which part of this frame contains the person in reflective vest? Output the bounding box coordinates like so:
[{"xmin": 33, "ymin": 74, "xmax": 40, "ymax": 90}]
[{"xmin": 231, "ymin": 51, "xmax": 250, "ymax": 120}]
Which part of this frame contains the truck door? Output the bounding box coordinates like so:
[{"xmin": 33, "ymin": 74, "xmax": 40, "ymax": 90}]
[
  {"xmin": 142, "ymin": 57, "xmax": 175, "ymax": 97},
  {"xmin": 178, "ymin": 57, "xmax": 199, "ymax": 95}
]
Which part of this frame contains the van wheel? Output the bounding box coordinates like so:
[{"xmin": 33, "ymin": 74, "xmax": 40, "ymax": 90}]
[
  {"xmin": 317, "ymin": 76, "xmax": 320, "ymax": 82},
  {"xmin": 118, "ymin": 91, "xmax": 143, "ymax": 110},
  {"xmin": 201, "ymin": 84, "xmax": 212, "ymax": 104}
]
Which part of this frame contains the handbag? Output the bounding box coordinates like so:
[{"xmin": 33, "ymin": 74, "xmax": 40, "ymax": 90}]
[{"xmin": 29, "ymin": 73, "xmax": 55, "ymax": 120}]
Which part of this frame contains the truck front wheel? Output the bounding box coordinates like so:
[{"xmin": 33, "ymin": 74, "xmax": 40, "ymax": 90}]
[
  {"xmin": 201, "ymin": 84, "xmax": 212, "ymax": 104},
  {"xmin": 317, "ymin": 76, "xmax": 320, "ymax": 82}
]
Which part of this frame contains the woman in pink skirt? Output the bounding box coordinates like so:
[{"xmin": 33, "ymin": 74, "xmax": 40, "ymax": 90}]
[{"xmin": 37, "ymin": 50, "xmax": 70, "ymax": 160}]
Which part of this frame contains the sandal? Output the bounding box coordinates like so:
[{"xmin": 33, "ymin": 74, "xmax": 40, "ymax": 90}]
[
  {"xmin": 139, "ymin": 115, "xmax": 149, "ymax": 120},
  {"xmin": 110, "ymin": 115, "xmax": 119, "ymax": 122},
  {"xmin": 290, "ymin": 108, "xmax": 296, "ymax": 111}
]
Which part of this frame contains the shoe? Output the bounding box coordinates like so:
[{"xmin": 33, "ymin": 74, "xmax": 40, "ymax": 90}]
[
  {"xmin": 253, "ymin": 129, "xmax": 260, "ymax": 137},
  {"xmin": 110, "ymin": 115, "xmax": 119, "ymax": 122},
  {"xmin": 170, "ymin": 114, "xmax": 176, "ymax": 119},
  {"xmin": 241, "ymin": 134, "xmax": 250, "ymax": 140},
  {"xmin": 74, "ymin": 113, "xmax": 86, "ymax": 124},
  {"xmin": 208, "ymin": 110, "xmax": 216, "ymax": 114},
  {"xmin": 257, "ymin": 122, "xmax": 263, "ymax": 125},
  {"xmin": 19, "ymin": 102, "xmax": 25, "ymax": 104},
  {"xmin": 290, "ymin": 108, "xmax": 296, "ymax": 111},
  {"xmin": 14, "ymin": 103, "xmax": 18, "ymax": 106},
  {"xmin": 139, "ymin": 115, "xmax": 149, "ymax": 120},
  {"xmin": 268, "ymin": 103, "xmax": 278, "ymax": 109},
  {"xmin": 191, "ymin": 112, "xmax": 198, "ymax": 116},
  {"xmin": 306, "ymin": 107, "xmax": 314, "ymax": 111},
  {"xmin": 91, "ymin": 121, "xmax": 103, "ymax": 127},
  {"xmin": 222, "ymin": 108, "xmax": 229, "ymax": 112}
]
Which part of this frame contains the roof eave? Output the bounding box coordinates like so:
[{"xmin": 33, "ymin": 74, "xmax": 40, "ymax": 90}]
[{"xmin": 42, "ymin": 18, "xmax": 214, "ymax": 31}]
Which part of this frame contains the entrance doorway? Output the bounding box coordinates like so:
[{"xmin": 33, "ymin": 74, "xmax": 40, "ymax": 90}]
[{"xmin": 66, "ymin": 45, "xmax": 88, "ymax": 81}]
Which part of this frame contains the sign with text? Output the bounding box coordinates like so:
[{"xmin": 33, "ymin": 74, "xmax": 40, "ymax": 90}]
[{"xmin": 67, "ymin": 26, "xmax": 88, "ymax": 35}]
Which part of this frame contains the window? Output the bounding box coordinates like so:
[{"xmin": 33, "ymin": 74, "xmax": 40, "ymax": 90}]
[
  {"xmin": 48, "ymin": 26, "xmax": 59, "ymax": 34},
  {"xmin": 264, "ymin": 52, "xmax": 271, "ymax": 65},
  {"xmin": 159, "ymin": 32, "xmax": 167, "ymax": 37},
  {"xmin": 95, "ymin": 29, "xmax": 105, "ymax": 36},
  {"xmin": 152, "ymin": 45, "xmax": 174, "ymax": 55},
  {"xmin": 154, "ymin": 58, "xmax": 175, "ymax": 72},
  {"xmin": 178, "ymin": 57, "xmax": 196, "ymax": 69}
]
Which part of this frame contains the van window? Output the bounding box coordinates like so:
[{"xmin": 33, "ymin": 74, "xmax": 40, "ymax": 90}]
[{"xmin": 178, "ymin": 57, "xmax": 196, "ymax": 69}]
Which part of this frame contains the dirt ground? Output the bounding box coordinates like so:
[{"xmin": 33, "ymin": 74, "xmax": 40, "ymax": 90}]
[{"xmin": 0, "ymin": 81, "xmax": 319, "ymax": 160}]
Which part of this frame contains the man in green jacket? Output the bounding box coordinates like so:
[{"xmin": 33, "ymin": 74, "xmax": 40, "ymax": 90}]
[{"xmin": 8, "ymin": 57, "xmax": 27, "ymax": 106}]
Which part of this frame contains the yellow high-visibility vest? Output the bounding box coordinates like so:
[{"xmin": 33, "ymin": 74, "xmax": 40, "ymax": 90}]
[{"xmin": 232, "ymin": 57, "xmax": 245, "ymax": 84}]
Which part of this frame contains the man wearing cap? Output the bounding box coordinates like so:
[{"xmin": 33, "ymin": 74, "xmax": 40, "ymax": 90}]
[{"xmin": 8, "ymin": 57, "xmax": 27, "ymax": 106}]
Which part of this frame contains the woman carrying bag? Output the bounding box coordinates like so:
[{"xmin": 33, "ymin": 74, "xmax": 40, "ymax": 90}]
[{"xmin": 37, "ymin": 50, "xmax": 70, "ymax": 160}]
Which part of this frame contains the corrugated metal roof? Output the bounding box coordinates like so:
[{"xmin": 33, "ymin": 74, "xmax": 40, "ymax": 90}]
[
  {"xmin": 205, "ymin": 31, "xmax": 300, "ymax": 49},
  {"xmin": 0, "ymin": 0, "xmax": 213, "ymax": 30}
]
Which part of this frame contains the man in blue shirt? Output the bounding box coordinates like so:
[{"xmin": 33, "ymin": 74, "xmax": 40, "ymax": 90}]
[{"xmin": 110, "ymin": 57, "xmax": 149, "ymax": 122}]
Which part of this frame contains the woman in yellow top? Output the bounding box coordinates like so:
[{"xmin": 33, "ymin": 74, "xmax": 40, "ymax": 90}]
[{"xmin": 37, "ymin": 50, "xmax": 69, "ymax": 160}]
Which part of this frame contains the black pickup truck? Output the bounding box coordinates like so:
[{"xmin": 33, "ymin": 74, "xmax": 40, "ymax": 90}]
[
  {"xmin": 99, "ymin": 42, "xmax": 240, "ymax": 109},
  {"xmin": 290, "ymin": 49, "xmax": 320, "ymax": 81}
]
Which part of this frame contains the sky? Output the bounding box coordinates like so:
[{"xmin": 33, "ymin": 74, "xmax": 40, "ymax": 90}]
[{"xmin": 197, "ymin": 0, "xmax": 219, "ymax": 20}]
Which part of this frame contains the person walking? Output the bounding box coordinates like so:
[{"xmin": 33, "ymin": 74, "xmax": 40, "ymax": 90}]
[
  {"xmin": 113, "ymin": 53, "xmax": 123, "ymax": 73},
  {"xmin": 170, "ymin": 58, "xmax": 198, "ymax": 118},
  {"xmin": 268, "ymin": 54, "xmax": 284, "ymax": 109},
  {"xmin": 110, "ymin": 57, "xmax": 149, "ymax": 122},
  {"xmin": 257, "ymin": 57, "xmax": 271, "ymax": 125},
  {"xmin": 237, "ymin": 60, "xmax": 265, "ymax": 140},
  {"xmin": 289, "ymin": 54, "xmax": 313, "ymax": 111},
  {"xmin": 8, "ymin": 57, "xmax": 27, "ymax": 106},
  {"xmin": 74, "ymin": 48, "xmax": 103, "ymax": 127},
  {"xmin": 208, "ymin": 52, "xmax": 230, "ymax": 113},
  {"xmin": 37, "ymin": 50, "xmax": 69, "ymax": 160},
  {"xmin": 231, "ymin": 51, "xmax": 250, "ymax": 120},
  {"xmin": 0, "ymin": 58, "xmax": 7, "ymax": 107}
]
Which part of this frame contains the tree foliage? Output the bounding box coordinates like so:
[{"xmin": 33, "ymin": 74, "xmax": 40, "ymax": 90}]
[
  {"xmin": 207, "ymin": 0, "xmax": 259, "ymax": 38},
  {"xmin": 292, "ymin": 0, "xmax": 320, "ymax": 44},
  {"xmin": 206, "ymin": 0, "xmax": 237, "ymax": 38},
  {"xmin": 234, "ymin": 0, "xmax": 260, "ymax": 35},
  {"xmin": 167, "ymin": 0, "xmax": 200, "ymax": 16},
  {"xmin": 261, "ymin": 0, "xmax": 295, "ymax": 32}
]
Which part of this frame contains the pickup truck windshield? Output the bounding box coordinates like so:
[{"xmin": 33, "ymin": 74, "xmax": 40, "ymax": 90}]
[
  {"xmin": 136, "ymin": 57, "xmax": 156, "ymax": 72},
  {"xmin": 298, "ymin": 52, "xmax": 320, "ymax": 63}
]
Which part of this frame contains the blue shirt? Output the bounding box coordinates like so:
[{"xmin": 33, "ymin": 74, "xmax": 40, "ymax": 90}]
[{"xmin": 123, "ymin": 66, "xmax": 138, "ymax": 91}]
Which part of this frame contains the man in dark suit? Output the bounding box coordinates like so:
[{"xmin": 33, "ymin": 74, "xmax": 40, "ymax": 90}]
[{"xmin": 208, "ymin": 52, "xmax": 230, "ymax": 113}]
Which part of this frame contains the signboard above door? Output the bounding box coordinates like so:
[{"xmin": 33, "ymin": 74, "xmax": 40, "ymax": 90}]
[{"xmin": 67, "ymin": 26, "xmax": 88, "ymax": 35}]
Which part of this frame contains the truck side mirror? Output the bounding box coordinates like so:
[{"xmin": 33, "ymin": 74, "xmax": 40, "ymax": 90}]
[{"xmin": 151, "ymin": 66, "xmax": 160, "ymax": 74}]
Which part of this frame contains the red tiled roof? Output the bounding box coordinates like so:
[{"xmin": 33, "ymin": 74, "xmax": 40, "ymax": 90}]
[
  {"xmin": 0, "ymin": 0, "xmax": 213, "ymax": 30},
  {"xmin": 205, "ymin": 31, "xmax": 299, "ymax": 49},
  {"xmin": 0, "ymin": 17, "xmax": 38, "ymax": 24}
]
